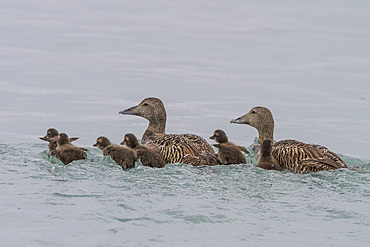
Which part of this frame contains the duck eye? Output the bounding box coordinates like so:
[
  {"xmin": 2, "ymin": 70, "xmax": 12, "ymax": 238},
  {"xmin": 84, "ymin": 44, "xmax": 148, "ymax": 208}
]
[
  {"xmin": 251, "ymin": 110, "xmax": 256, "ymax": 114},
  {"xmin": 143, "ymin": 103, "xmax": 148, "ymax": 106}
]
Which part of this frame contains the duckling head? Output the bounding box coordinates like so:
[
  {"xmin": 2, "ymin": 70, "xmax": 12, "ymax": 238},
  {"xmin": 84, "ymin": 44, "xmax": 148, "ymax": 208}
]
[
  {"xmin": 93, "ymin": 136, "xmax": 111, "ymax": 150},
  {"xmin": 58, "ymin": 133, "xmax": 71, "ymax": 146},
  {"xmin": 119, "ymin": 97, "xmax": 167, "ymax": 130},
  {"xmin": 40, "ymin": 128, "xmax": 59, "ymax": 141},
  {"xmin": 209, "ymin": 129, "xmax": 228, "ymax": 143},
  {"xmin": 230, "ymin": 106, "xmax": 274, "ymax": 144},
  {"xmin": 121, "ymin": 133, "xmax": 139, "ymax": 148}
]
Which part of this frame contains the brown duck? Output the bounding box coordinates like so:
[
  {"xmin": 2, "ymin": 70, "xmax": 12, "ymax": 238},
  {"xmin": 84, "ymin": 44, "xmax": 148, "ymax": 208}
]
[
  {"xmin": 210, "ymin": 129, "xmax": 248, "ymax": 165},
  {"xmin": 40, "ymin": 128, "xmax": 79, "ymax": 155},
  {"xmin": 93, "ymin": 136, "xmax": 136, "ymax": 170},
  {"xmin": 257, "ymin": 140, "xmax": 283, "ymax": 171},
  {"xmin": 50, "ymin": 133, "xmax": 87, "ymax": 165},
  {"xmin": 119, "ymin": 97, "xmax": 217, "ymax": 166},
  {"xmin": 121, "ymin": 133, "xmax": 166, "ymax": 168},
  {"xmin": 231, "ymin": 106, "xmax": 347, "ymax": 173}
]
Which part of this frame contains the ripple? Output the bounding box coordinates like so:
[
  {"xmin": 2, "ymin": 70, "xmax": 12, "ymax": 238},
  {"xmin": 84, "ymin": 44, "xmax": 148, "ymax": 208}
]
[{"xmin": 1, "ymin": 142, "xmax": 369, "ymax": 247}]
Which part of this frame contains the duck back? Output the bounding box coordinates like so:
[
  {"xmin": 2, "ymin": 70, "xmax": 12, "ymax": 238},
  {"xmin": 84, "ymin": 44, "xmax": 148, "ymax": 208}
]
[
  {"xmin": 147, "ymin": 134, "xmax": 217, "ymax": 166},
  {"xmin": 103, "ymin": 145, "xmax": 136, "ymax": 170},
  {"xmin": 214, "ymin": 142, "xmax": 246, "ymax": 165},
  {"xmin": 273, "ymin": 140, "xmax": 347, "ymax": 173}
]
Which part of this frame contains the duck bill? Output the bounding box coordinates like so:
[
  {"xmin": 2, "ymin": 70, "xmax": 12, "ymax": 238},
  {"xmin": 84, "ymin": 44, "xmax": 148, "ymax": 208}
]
[
  {"xmin": 39, "ymin": 135, "xmax": 48, "ymax": 141},
  {"xmin": 119, "ymin": 141, "xmax": 125, "ymax": 145},
  {"xmin": 209, "ymin": 135, "xmax": 215, "ymax": 140},
  {"xmin": 230, "ymin": 117, "xmax": 244, "ymax": 124},
  {"xmin": 69, "ymin": 137, "xmax": 79, "ymax": 142},
  {"xmin": 93, "ymin": 143, "xmax": 97, "ymax": 147},
  {"xmin": 230, "ymin": 114, "xmax": 249, "ymax": 124},
  {"xmin": 119, "ymin": 105, "xmax": 138, "ymax": 115}
]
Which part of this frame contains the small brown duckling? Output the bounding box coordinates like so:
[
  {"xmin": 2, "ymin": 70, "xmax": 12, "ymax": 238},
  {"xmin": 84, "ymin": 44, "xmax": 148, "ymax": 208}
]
[
  {"xmin": 50, "ymin": 133, "xmax": 87, "ymax": 165},
  {"xmin": 121, "ymin": 133, "xmax": 166, "ymax": 168},
  {"xmin": 210, "ymin": 129, "xmax": 248, "ymax": 165},
  {"xmin": 93, "ymin": 136, "xmax": 136, "ymax": 170},
  {"xmin": 40, "ymin": 128, "xmax": 79, "ymax": 154},
  {"xmin": 257, "ymin": 140, "xmax": 283, "ymax": 171}
]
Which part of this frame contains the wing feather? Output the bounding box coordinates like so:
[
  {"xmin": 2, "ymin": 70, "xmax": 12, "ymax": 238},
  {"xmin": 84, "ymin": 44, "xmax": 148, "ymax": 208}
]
[
  {"xmin": 272, "ymin": 140, "xmax": 347, "ymax": 173},
  {"xmin": 147, "ymin": 134, "xmax": 217, "ymax": 166}
]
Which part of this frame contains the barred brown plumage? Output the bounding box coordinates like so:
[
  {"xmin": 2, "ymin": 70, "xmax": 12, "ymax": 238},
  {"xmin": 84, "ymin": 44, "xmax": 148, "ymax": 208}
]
[
  {"xmin": 231, "ymin": 106, "xmax": 347, "ymax": 173},
  {"xmin": 119, "ymin": 98, "xmax": 217, "ymax": 166}
]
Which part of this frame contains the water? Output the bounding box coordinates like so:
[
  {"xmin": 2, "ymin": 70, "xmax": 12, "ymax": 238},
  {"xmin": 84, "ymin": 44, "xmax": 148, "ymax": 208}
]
[
  {"xmin": 1, "ymin": 0, "xmax": 369, "ymax": 246},
  {"xmin": 1, "ymin": 143, "xmax": 369, "ymax": 246}
]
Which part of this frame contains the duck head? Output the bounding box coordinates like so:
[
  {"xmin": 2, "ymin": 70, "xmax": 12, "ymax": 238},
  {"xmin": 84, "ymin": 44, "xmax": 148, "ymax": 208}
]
[
  {"xmin": 119, "ymin": 97, "xmax": 166, "ymax": 123},
  {"xmin": 40, "ymin": 128, "xmax": 59, "ymax": 141},
  {"xmin": 119, "ymin": 97, "xmax": 167, "ymax": 138},
  {"xmin": 58, "ymin": 133, "xmax": 71, "ymax": 146},
  {"xmin": 93, "ymin": 136, "xmax": 111, "ymax": 150},
  {"xmin": 121, "ymin": 133, "xmax": 139, "ymax": 149},
  {"xmin": 209, "ymin": 129, "xmax": 228, "ymax": 144},
  {"xmin": 230, "ymin": 106, "xmax": 274, "ymax": 144}
]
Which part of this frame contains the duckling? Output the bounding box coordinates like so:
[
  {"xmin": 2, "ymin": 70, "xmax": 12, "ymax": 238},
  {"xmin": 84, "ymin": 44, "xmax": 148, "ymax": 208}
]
[
  {"xmin": 231, "ymin": 106, "xmax": 347, "ymax": 173},
  {"xmin": 119, "ymin": 97, "xmax": 217, "ymax": 166},
  {"xmin": 39, "ymin": 128, "xmax": 79, "ymax": 154},
  {"xmin": 50, "ymin": 133, "xmax": 86, "ymax": 165},
  {"xmin": 121, "ymin": 133, "xmax": 166, "ymax": 168},
  {"xmin": 257, "ymin": 140, "xmax": 283, "ymax": 171},
  {"xmin": 93, "ymin": 136, "xmax": 136, "ymax": 170},
  {"xmin": 209, "ymin": 129, "xmax": 248, "ymax": 165}
]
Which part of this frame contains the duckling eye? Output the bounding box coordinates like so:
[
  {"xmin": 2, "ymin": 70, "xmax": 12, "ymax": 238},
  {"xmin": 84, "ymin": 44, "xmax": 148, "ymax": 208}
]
[
  {"xmin": 251, "ymin": 110, "xmax": 256, "ymax": 114},
  {"xmin": 143, "ymin": 103, "xmax": 148, "ymax": 106}
]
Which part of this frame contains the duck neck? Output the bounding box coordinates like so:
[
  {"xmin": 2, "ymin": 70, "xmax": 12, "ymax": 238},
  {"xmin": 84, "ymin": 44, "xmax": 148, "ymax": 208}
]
[
  {"xmin": 142, "ymin": 120, "xmax": 166, "ymax": 144},
  {"xmin": 257, "ymin": 124, "xmax": 274, "ymax": 144}
]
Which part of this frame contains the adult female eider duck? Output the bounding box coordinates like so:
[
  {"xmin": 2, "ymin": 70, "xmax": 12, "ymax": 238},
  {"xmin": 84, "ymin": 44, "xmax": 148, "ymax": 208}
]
[
  {"xmin": 119, "ymin": 97, "xmax": 217, "ymax": 166},
  {"xmin": 50, "ymin": 133, "xmax": 87, "ymax": 165},
  {"xmin": 121, "ymin": 133, "xmax": 166, "ymax": 168},
  {"xmin": 230, "ymin": 106, "xmax": 347, "ymax": 173},
  {"xmin": 93, "ymin": 136, "xmax": 136, "ymax": 170},
  {"xmin": 210, "ymin": 129, "xmax": 248, "ymax": 165}
]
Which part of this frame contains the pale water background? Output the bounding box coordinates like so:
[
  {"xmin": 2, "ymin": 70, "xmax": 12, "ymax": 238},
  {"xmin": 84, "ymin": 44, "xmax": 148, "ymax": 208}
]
[{"xmin": 0, "ymin": 0, "xmax": 369, "ymax": 246}]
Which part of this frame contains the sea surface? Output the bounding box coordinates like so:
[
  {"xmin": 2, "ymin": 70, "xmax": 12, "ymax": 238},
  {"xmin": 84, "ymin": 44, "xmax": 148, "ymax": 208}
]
[{"xmin": 0, "ymin": 0, "xmax": 369, "ymax": 246}]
